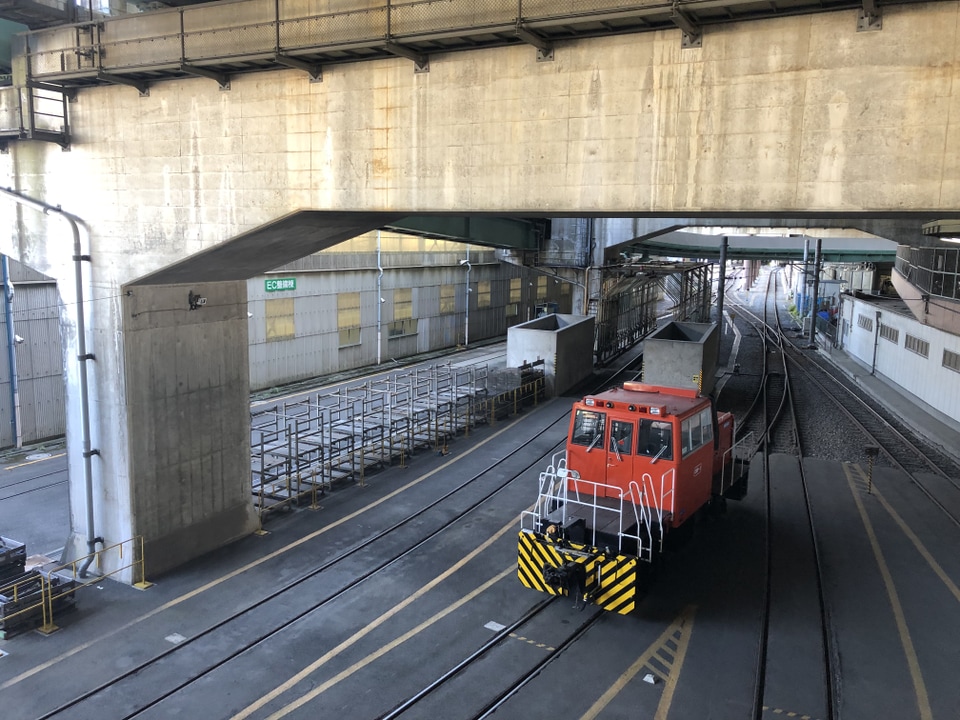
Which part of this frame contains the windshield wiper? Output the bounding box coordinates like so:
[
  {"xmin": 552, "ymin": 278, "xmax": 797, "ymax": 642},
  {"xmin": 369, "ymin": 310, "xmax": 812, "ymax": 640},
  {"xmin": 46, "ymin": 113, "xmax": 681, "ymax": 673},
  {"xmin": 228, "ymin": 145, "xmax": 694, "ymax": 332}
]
[
  {"xmin": 586, "ymin": 432, "xmax": 602, "ymax": 453},
  {"xmin": 650, "ymin": 444, "xmax": 668, "ymax": 464},
  {"xmin": 610, "ymin": 436, "xmax": 622, "ymax": 461}
]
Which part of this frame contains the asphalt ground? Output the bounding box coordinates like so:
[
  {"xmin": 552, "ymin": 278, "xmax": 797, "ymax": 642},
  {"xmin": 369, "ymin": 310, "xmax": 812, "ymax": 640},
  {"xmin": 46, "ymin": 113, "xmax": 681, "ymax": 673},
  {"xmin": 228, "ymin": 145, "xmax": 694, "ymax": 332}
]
[
  {"xmin": 7, "ymin": 413, "xmax": 957, "ymax": 719},
  {"xmin": 1, "ymin": 331, "xmax": 958, "ymax": 718}
]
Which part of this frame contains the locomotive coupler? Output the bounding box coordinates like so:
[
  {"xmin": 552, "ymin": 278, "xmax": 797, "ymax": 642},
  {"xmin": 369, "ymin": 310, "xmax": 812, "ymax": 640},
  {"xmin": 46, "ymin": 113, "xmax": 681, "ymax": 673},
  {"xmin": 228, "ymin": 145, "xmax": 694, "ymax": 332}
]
[{"xmin": 542, "ymin": 560, "xmax": 589, "ymax": 610}]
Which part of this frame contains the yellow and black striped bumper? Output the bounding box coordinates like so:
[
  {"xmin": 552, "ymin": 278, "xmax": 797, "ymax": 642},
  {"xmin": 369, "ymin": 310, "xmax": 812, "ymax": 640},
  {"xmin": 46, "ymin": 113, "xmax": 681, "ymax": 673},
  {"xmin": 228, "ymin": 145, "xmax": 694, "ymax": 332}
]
[{"xmin": 517, "ymin": 531, "xmax": 639, "ymax": 615}]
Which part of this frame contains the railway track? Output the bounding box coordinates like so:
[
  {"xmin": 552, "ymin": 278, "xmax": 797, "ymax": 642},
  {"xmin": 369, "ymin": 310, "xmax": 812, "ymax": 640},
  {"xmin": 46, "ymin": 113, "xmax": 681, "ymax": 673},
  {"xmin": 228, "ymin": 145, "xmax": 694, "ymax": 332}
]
[
  {"xmin": 754, "ymin": 271, "xmax": 960, "ymax": 526},
  {"xmin": 730, "ymin": 269, "xmax": 835, "ymax": 720},
  {"xmin": 34, "ymin": 414, "xmax": 573, "ymax": 720},
  {"xmin": 0, "ymin": 466, "xmax": 67, "ymax": 500},
  {"xmin": 26, "ymin": 353, "xmax": 646, "ymax": 720},
  {"xmin": 376, "ymin": 598, "xmax": 605, "ymax": 720}
]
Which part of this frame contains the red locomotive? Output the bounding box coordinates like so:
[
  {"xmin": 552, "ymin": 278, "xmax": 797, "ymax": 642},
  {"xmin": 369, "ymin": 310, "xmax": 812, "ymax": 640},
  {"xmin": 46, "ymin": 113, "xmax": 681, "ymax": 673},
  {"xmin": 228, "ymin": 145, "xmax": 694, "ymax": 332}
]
[{"xmin": 518, "ymin": 381, "xmax": 749, "ymax": 614}]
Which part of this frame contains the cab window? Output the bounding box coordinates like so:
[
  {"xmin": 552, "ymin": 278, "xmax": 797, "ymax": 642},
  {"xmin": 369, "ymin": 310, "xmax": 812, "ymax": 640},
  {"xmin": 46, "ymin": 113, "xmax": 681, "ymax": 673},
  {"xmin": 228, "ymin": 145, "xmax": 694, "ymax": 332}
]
[
  {"xmin": 571, "ymin": 409, "xmax": 605, "ymax": 449},
  {"xmin": 638, "ymin": 419, "xmax": 673, "ymax": 460},
  {"xmin": 610, "ymin": 420, "xmax": 634, "ymax": 455},
  {"xmin": 680, "ymin": 407, "xmax": 715, "ymax": 457}
]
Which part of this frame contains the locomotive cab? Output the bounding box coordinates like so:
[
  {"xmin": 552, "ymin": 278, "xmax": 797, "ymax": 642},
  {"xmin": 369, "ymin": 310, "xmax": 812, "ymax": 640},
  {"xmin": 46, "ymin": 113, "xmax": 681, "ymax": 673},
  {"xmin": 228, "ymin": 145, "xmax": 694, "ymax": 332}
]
[
  {"xmin": 518, "ymin": 381, "xmax": 750, "ymax": 614},
  {"xmin": 566, "ymin": 382, "xmax": 729, "ymax": 529}
]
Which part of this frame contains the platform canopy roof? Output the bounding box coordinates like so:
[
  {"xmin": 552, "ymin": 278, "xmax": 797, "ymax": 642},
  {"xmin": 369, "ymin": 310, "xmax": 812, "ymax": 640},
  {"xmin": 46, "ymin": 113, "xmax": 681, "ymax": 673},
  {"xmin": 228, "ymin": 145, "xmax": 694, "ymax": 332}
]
[{"xmin": 623, "ymin": 228, "xmax": 898, "ymax": 263}]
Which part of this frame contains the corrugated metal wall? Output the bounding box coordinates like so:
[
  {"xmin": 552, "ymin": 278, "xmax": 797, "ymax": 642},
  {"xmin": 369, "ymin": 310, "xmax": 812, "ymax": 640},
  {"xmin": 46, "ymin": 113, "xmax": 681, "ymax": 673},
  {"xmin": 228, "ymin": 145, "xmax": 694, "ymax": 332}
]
[
  {"xmin": 0, "ymin": 247, "xmax": 578, "ymax": 442},
  {"xmin": 247, "ymin": 252, "xmax": 573, "ymax": 391},
  {"xmin": 0, "ymin": 258, "xmax": 65, "ymax": 448},
  {"xmin": 839, "ymin": 294, "xmax": 960, "ymax": 421}
]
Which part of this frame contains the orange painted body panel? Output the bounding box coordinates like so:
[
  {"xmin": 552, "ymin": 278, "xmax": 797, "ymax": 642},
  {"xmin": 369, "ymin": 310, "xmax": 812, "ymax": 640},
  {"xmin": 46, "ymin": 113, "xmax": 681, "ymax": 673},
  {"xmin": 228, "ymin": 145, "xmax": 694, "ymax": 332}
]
[{"xmin": 565, "ymin": 383, "xmax": 733, "ymax": 528}]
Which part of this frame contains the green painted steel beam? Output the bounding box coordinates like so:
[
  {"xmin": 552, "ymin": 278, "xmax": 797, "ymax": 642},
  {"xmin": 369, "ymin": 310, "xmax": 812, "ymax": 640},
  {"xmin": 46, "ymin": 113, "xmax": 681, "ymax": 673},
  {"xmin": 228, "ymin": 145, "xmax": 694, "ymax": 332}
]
[
  {"xmin": 627, "ymin": 240, "xmax": 896, "ymax": 263},
  {"xmin": 385, "ymin": 215, "xmax": 542, "ymax": 250}
]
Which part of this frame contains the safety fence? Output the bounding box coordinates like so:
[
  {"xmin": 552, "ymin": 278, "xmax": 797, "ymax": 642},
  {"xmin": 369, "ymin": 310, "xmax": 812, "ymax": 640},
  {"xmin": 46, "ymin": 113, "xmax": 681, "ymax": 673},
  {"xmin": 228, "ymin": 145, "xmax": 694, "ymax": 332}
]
[
  {"xmin": 0, "ymin": 536, "xmax": 150, "ymax": 639},
  {"xmin": 250, "ymin": 360, "xmax": 545, "ymax": 520}
]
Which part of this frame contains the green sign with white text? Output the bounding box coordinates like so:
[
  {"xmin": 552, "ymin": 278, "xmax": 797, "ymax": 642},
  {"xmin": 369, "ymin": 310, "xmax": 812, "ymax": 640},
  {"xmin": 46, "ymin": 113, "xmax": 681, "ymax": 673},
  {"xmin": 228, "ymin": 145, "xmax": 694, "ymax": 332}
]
[{"xmin": 265, "ymin": 278, "xmax": 297, "ymax": 292}]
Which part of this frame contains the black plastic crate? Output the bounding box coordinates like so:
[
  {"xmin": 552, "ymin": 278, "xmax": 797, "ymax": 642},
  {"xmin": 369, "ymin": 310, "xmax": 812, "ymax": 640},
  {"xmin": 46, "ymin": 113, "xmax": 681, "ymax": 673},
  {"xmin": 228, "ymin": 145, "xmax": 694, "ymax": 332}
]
[
  {"xmin": 0, "ymin": 568, "xmax": 78, "ymax": 639},
  {"xmin": 0, "ymin": 536, "xmax": 26, "ymax": 584}
]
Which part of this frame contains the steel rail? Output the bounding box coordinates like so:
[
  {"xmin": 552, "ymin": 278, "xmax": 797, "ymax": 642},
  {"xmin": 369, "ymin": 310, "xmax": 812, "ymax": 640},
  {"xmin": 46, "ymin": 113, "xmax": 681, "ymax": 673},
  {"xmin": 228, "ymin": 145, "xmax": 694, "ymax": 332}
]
[
  {"xmin": 772, "ymin": 270, "xmax": 836, "ymax": 720},
  {"xmin": 471, "ymin": 610, "xmax": 605, "ymax": 720},
  {"xmin": 34, "ymin": 350, "xmax": 646, "ymax": 720},
  {"xmin": 36, "ymin": 409, "xmax": 574, "ymax": 720},
  {"xmin": 376, "ymin": 598, "xmax": 556, "ymax": 720}
]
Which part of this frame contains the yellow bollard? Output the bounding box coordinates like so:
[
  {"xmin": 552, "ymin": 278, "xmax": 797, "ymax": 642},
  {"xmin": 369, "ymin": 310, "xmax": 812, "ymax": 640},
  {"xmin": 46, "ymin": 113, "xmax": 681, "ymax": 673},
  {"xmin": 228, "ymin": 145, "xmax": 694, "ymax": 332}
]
[
  {"xmin": 134, "ymin": 536, "xmax": 154, "ymax": 590},
  {"xmin": 37, "ymin": 575, "xmax": 58, "ymax": 635}
]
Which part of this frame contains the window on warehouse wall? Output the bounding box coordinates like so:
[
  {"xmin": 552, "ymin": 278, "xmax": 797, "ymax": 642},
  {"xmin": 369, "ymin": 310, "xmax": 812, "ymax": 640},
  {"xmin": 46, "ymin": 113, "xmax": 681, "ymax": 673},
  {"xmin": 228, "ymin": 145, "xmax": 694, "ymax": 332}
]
[
  {"xmin": 440, "ymin": 284, "xmax": 456, "ymax": 314},
  {"xmin": 266, "ymin": 298, "xmax": 295, "ymax": 342},
  {"xmin": 944, "ymin": 349, "xmax": 960, "ymax": 373},
  {"xmin": 477, "ymin": 281, "xmax": 491, "ymax": 309},
  {"xmin": 390, "ymin": 288, "xmax": 418, "ymax": 337},
  {"xmin": 338, "ymin": 292, "xmax": 361, "ymax": 347},
  {"xmin": 507, "ymin": 277, "xmax": 521, "ymax": 318},
  {"xmin": 905, "ymin": 334, "xmax": 929, "ymax": 358}
]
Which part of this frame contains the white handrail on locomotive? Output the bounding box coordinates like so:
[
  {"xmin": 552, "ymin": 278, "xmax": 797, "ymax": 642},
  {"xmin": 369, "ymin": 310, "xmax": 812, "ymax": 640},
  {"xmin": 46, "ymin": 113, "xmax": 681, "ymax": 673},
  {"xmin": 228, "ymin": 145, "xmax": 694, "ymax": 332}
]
[
  {"xmin": 520, "ymin": 451, "xmax": 673, "ymax": 564},
  {"xmin": 719, "ymin": 430, "xmax": 755, "ymax": 495}
]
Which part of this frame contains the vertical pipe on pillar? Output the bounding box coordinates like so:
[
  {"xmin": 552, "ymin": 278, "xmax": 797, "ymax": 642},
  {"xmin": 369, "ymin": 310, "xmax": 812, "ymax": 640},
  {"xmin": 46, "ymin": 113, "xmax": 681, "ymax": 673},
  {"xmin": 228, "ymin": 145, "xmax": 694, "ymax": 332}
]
[
  {"xmin": 809, "ymin": 238, "xmax": 822, "ymax": 345},
  {"xmin": 460, "ymin": 249, "xmax": 471, "ymax": 347},
  {"xmin": 2, "ymin": 255, "xmax": 22, "ymax": 449},
  {"xmin": 377, "ymin": 230, "xmax": 383, "ymax": 365},
  {"xmin": 716, "ymin": 236, "xmax": 728, "ymax": 326},
  {"xmin": 464, "ymin": 246, "xmax": 470, "ymax": 347},
  {"xmin": 0, "ymin": 187, "xmax": 101, "ymax": 575}
]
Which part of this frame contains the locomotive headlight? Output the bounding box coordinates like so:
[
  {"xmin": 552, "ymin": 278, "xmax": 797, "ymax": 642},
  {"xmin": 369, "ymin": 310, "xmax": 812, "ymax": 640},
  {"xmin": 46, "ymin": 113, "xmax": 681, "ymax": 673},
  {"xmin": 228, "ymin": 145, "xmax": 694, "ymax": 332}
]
[{"xmin": 585, "ymin": 398, "xmax": 595, "ymax": 406}]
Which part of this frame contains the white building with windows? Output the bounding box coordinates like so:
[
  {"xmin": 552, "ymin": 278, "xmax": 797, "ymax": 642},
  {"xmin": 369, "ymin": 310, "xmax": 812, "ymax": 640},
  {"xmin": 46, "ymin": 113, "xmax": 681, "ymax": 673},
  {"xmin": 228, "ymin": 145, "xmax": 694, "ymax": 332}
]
[{"xmin": 837, "ymin": 292, "xmax": 960, "ymax": 424}]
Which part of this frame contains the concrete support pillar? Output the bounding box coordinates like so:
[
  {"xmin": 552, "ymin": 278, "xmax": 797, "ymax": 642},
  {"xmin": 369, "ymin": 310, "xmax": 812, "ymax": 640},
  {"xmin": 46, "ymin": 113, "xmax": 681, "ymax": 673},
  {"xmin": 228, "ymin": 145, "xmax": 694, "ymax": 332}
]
[{"xmin": 63, "ymin": 280, "xmax": 259, "ymax": 579}]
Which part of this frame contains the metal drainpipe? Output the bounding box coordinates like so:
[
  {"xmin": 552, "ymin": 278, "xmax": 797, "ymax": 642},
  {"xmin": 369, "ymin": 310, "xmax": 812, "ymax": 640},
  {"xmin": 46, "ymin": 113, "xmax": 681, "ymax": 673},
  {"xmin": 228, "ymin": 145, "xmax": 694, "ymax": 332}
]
[
  {"xmin": 460, "ymin": 247, "xmax": 471, "ymax": 347},
  {"xmin": 0, "ymin": 187, "xmax": 102, "ymax": 575},
  {"xmin": 1, "ymin": 255, "xmax": 22, "ymax": 448},
  {"xmin": 377, "ymin": 230, "xmax": 383, "ymax": 365},
  {"xmin": 871, "ymin": 310, "xmax": 881, "ymax": 376}
]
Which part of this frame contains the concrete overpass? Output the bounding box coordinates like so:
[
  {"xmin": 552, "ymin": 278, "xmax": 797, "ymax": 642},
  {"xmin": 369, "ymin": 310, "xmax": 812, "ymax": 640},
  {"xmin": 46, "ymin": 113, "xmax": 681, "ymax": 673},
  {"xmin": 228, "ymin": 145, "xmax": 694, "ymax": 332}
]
[{"xmin": 1, "ymin": 0, "xmax": 959, "ymax": 577}]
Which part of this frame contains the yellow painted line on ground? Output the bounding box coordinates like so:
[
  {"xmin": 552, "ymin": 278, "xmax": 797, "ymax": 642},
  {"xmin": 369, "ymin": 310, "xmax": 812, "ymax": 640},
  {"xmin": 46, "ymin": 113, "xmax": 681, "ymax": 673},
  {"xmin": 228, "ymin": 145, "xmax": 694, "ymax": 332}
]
[
  {"xmin": 508, "ymin": 633, "xmax": 556, "ymax": 652},
  {"xmin": 232, "ymin": 516, "xmax": 519, "ymax": 720},
  {"xmin": 842, "ymin": 463, "xmax": 933, "ymax": 720},
  {"xmin": 580, "ymin": 605, "xmax": 696, "ymax": 720},
  {"xmin": 849, "ymin": 463, "xmax": 960, "ymax": 604},
  {"xmin": 263, "ymin": 566, "xmax": 514, "ymax": 720},
  {"xmin": 4, "ymin": 452, "xmax": 65, "ymax": 470},
  {"xmin": 762, "ymin": 706, "xmax": 818, "ymax": 719},
  {"xmin": 0, "ymin": 416, "xmax": 525, "ymax": 692}
]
